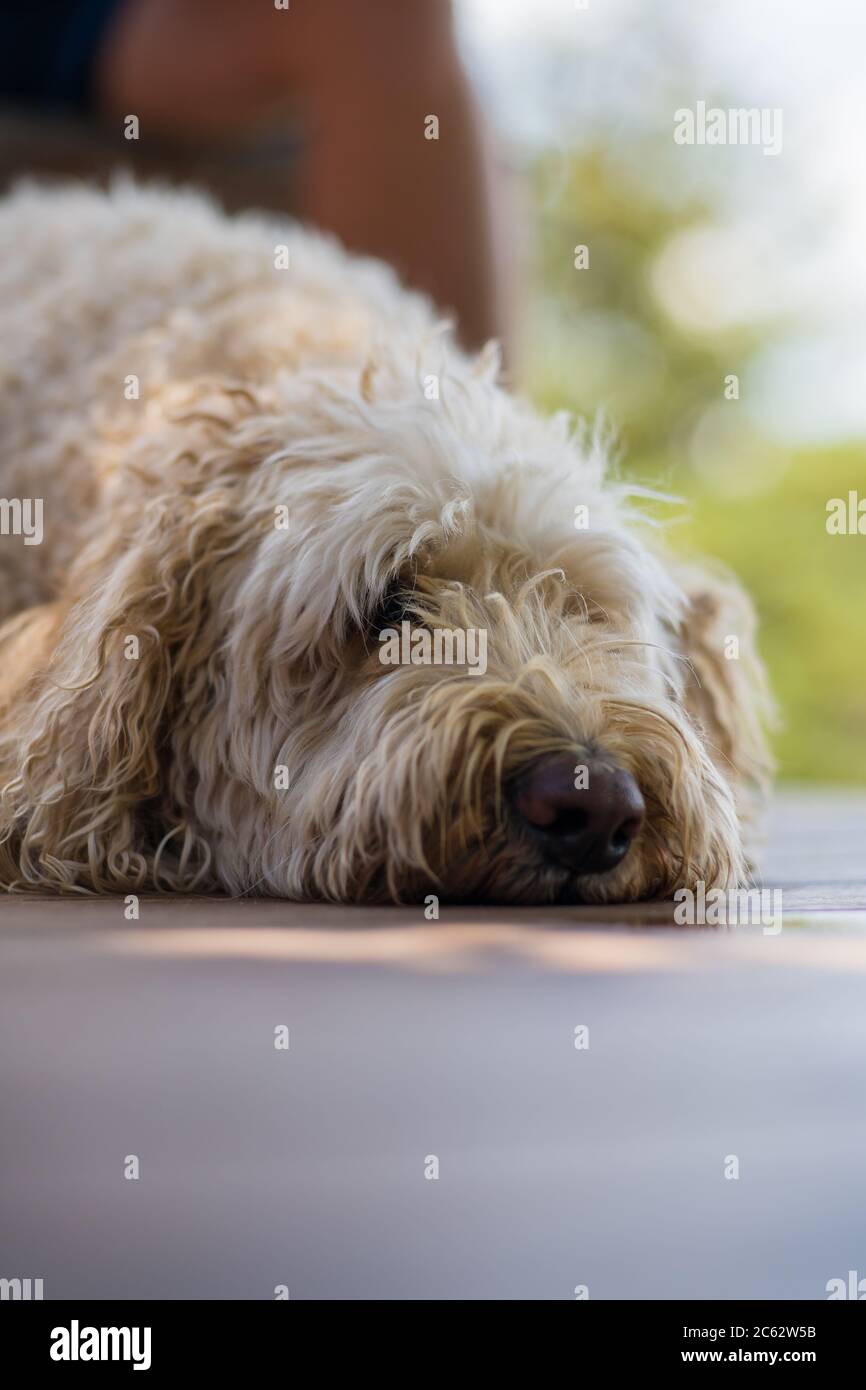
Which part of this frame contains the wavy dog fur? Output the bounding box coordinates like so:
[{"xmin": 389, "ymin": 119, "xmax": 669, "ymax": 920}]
[{"xmin": 0, "ymin": 181, "xmax": 771, "ymax": 902}]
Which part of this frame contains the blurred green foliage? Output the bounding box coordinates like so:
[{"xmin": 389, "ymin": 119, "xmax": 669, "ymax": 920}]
[
  {"xmin": 524, "ymin": 148, "xmax": 866, "ymax": 784},
  {"xmin": 675, "ymin": 445, "xmax": 866, "ymax": 784}
]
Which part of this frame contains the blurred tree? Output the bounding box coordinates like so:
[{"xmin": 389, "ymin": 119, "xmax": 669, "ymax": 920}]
[
  {"xmin": 522, "ymin": 143, "xmax": 866, "ymax": 783},
  {"xmin": 525, "ymin": 143, "xmax": 765, "ymax": 467}
]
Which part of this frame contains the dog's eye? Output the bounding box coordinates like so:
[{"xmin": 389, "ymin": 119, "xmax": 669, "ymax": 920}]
[{"xmin": 366, "ymin": 584, "xmax": 413, "ymax": 638}]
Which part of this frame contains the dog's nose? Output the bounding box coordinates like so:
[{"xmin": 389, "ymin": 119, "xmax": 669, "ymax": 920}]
[{"xmin": 509, "ymin": 756, "xmax": 645, "ymax": 874}]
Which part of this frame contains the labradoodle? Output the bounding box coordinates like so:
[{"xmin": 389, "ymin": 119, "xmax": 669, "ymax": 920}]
[{"xmin": 0, "ymin": 181, "xmax": 771, "ymax": 902}]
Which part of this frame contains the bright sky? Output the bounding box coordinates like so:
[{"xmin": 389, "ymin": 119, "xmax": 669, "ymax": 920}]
[{"xmin": 457, "ymin": 0, "xmax": 866, "ymax": 444}]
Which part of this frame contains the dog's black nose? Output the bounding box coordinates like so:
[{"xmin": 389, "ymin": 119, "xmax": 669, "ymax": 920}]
[{"xmin": 509, "ymin": 756, "xmax": 645, "ymax": 874}]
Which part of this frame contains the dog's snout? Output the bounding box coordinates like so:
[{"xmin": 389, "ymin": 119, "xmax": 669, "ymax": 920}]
[{"xmin": 509, "ymin": 756, "xmax": 645, "ymax": 875}]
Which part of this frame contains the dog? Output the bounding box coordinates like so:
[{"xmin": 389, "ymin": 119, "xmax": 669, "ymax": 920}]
[{"xmin": 0, "ymin": 181, "xmax": 771, "ymax": 903}]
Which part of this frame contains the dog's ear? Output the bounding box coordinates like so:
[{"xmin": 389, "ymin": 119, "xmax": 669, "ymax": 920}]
[
  {"xmin": 673, "ymin": 560, "xmax": 774, "ymax": 814},
  {"xmin": 0, "ymin": 514, "xmax": 206, "ymax": 892},
  {"xmin": 0, "ymin": 387, "xmax": 265, "ymax": 893}
]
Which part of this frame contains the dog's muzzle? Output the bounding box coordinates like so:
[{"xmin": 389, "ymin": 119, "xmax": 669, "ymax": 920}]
[{"xmin": 509, "ymin": 756, "xmax": 645, "ymax": 875}]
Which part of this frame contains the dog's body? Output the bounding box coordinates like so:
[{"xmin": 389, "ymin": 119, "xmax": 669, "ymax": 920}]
[{"xmin": 0, "ymin": 181, "xmax": 770, "ymax": 902}]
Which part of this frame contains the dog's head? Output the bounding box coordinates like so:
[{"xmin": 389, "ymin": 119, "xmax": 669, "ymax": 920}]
[{"xmin": 0, "ymin": 349, "xmax": 771, "ymax": 901}]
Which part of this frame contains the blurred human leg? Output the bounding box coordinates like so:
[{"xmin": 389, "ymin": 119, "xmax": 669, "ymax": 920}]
[{"xmin": 94, "ymin": 0, "xmax": 511, "ymax": 351}]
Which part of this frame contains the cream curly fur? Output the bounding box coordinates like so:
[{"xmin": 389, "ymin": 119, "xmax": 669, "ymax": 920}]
[{"xmin": 0, "ymin": 180, "xmax": 771, "ymax": 902}]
